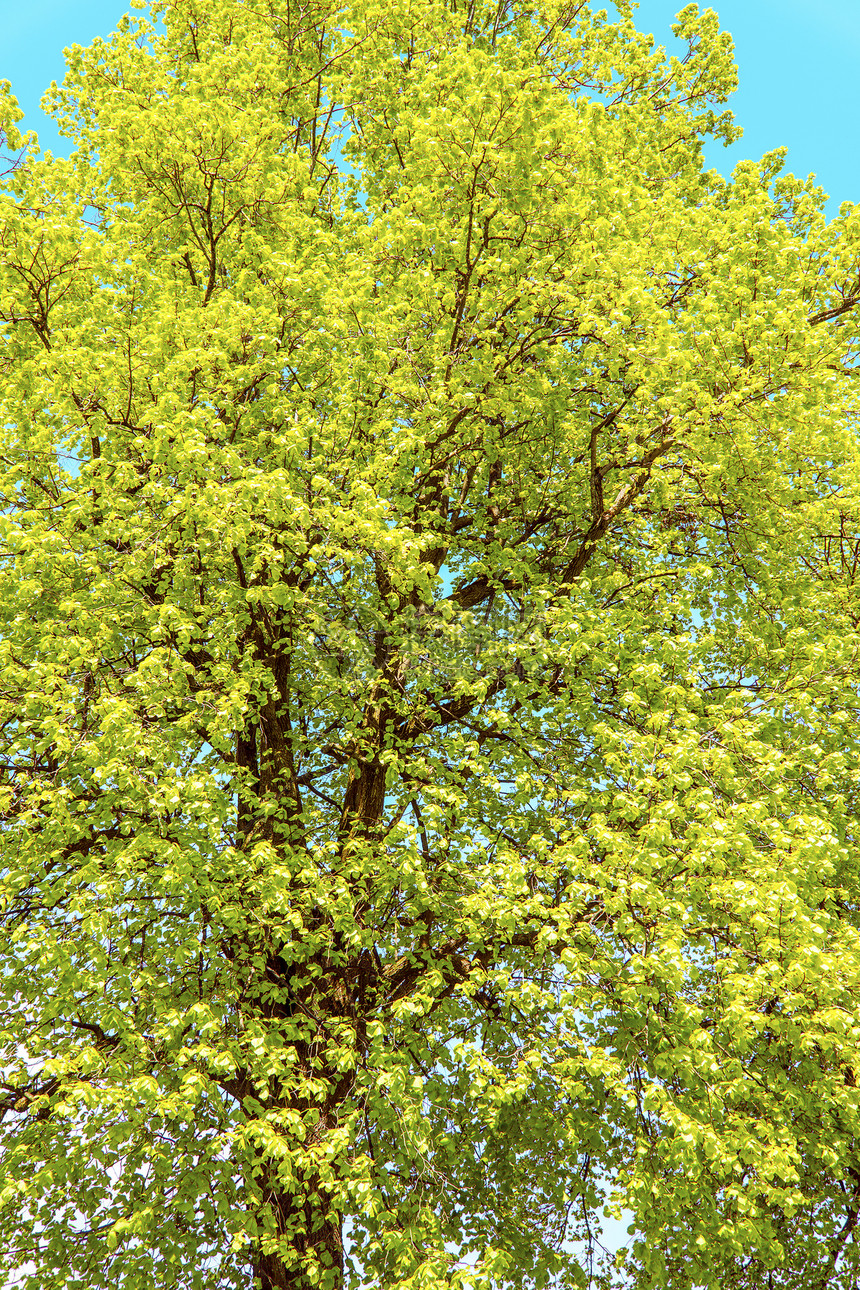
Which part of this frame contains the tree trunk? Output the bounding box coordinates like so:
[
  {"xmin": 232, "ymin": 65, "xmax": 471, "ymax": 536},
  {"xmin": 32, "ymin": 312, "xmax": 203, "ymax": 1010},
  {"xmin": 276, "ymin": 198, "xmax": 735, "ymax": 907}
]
[
  {"xmin": 253, "ymin": 1193, "xmax": 344, "ymax": 1290},
  {"xmin": 241, "ymin": 964, "xmax": 357, "ymax": 1290}
]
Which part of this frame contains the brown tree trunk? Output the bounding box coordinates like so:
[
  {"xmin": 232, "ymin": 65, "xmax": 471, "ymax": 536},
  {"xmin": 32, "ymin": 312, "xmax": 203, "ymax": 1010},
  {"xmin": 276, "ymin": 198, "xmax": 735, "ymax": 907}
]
[
  {"xmin": 252, "ymin": 1194, "xmax": 344, "ymax": 1290},
  {"xmin": 246, "ymin": 1086, "xmax": 348, "ymax": 1290},
  {"xmin": 242, "ymin": 970, "xmax": 357, "ymax": 1290},
  {"xmin": 236, "ymin": 659, "xmax": 388, "ymax": 1290}
]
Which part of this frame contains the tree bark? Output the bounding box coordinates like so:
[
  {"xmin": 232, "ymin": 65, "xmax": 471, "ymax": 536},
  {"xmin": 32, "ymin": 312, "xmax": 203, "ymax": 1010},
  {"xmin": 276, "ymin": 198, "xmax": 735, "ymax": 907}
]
[
  {"xmin": 242, "ymin": 1046, "xmax": 350, "ymax": 1290},
  {"xmin": 240, "ymin": 954, "xmax": 359, "ymax": 1290},
  {"xmin": 252, "ymin": 1191, "xmax": 344, "ymax": 1290}
]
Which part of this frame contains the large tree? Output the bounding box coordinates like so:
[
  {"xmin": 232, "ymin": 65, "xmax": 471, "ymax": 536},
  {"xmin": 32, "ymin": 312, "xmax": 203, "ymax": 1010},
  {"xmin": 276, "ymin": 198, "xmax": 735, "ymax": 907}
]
[{"xmin": 2, "ymin": 1, "xmax": 860, "ymax": 1287}]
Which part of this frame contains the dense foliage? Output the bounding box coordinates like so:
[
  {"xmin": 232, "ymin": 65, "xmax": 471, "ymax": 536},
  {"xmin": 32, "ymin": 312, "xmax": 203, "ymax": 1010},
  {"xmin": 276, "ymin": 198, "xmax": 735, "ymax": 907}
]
[{"xmin": 2, "ymin": 1, "xmax": 860, "ymax": 1287}]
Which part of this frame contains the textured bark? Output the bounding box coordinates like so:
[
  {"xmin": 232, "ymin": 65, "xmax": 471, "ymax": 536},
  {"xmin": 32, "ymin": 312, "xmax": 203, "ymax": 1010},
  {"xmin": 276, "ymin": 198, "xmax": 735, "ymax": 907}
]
[
  {"xmin": 239, "ymin": 1026, "xmax": 353, "ymax": 1290},
  {"xmin": 252, "ymin": 1187, "xmax": 344, "ymax": 1290}
]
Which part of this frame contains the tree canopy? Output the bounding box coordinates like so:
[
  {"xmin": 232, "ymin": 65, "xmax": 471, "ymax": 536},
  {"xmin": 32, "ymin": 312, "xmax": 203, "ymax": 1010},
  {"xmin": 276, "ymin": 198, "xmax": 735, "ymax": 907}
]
[{"xmin": 2, "ymin": 1, "xmax": 860, "ymax": 1287}]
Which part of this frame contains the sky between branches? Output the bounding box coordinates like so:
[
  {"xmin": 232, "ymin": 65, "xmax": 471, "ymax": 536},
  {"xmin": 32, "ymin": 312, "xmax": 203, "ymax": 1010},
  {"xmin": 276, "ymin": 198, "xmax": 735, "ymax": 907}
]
[{"xmin": 1, "ymin": 0, "xmax": 859, "ymax": 216}]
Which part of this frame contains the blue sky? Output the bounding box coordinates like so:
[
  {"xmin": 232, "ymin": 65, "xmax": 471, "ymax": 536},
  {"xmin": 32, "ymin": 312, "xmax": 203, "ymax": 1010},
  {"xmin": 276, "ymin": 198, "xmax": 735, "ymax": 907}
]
[
  {"xmin": 1, "ymin": 0, "xmax": 859, "ymax": 214},
  {"xmin": 636, "ymin": 0, "xmax": 860, "ymax": 213}
]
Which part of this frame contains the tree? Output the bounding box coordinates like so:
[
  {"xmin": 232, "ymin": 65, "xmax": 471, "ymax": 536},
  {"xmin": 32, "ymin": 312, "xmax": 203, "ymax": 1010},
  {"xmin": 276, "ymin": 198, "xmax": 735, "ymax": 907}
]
[{"xmin": 2, "ymin": 0, "xmax": 860, "ymax": 1286}]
